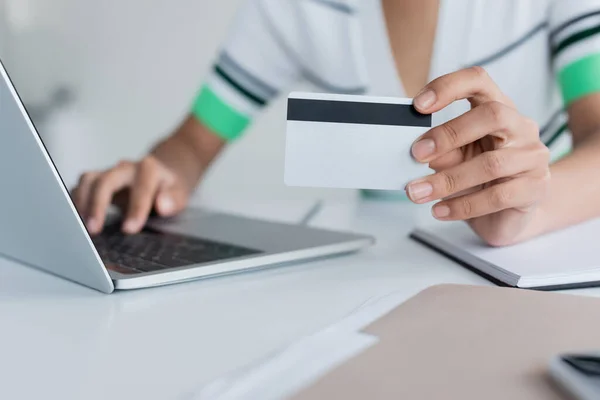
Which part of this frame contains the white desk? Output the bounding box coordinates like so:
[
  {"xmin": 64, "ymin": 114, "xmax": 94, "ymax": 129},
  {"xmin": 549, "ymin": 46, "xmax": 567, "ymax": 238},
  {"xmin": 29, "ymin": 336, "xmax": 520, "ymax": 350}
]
[{"xmin": 1, "ymin": 198, "xmax": 598, "ymax": 400}]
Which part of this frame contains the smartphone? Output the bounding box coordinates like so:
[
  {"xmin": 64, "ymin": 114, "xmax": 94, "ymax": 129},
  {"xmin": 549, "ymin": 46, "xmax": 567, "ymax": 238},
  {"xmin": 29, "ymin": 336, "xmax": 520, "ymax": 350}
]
[{"xmin": 549, "ymin": 352, "xmax": 600, "ymax": 400}]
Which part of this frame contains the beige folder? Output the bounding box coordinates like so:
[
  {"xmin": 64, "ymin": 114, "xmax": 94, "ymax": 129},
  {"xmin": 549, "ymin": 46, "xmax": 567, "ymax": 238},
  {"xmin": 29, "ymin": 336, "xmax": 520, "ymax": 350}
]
[{"xmin": 292, "ymin": 284, "xmax": 600, "ymax": 400}]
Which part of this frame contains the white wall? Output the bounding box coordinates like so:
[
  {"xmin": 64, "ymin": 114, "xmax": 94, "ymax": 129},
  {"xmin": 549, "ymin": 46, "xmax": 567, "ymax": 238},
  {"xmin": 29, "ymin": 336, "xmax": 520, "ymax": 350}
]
[{"xmin": 2, "ymin": 0, "xmax": 351, "ymax": 210}]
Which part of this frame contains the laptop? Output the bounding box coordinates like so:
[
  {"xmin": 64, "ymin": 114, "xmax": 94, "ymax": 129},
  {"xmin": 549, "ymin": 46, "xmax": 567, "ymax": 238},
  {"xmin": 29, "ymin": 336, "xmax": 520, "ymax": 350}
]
[{"xmin": 0, "ymin": 58, "xmax": 374, "ymax": 294}]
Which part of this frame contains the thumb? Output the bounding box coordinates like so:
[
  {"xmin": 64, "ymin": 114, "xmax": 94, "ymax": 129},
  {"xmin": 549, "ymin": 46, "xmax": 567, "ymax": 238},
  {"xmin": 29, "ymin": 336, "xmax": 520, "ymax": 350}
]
[{"xmin": 154, "ymin": 187, "xmax": 188, "ymax": 217}]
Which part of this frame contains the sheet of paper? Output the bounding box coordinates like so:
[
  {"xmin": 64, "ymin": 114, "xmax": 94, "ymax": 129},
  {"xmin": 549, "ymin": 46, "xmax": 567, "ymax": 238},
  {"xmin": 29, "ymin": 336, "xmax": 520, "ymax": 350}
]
[
  {"xmin": 184, "ymin": 291, "xmax": 413, "ymax": 400},
  {"xmin": 284, "ymin": 92, "xmax": 432, "ymax": 190}
]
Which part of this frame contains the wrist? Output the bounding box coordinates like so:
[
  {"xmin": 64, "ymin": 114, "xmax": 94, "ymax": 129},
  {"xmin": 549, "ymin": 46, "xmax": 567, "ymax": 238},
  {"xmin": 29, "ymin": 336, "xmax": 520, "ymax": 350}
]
[
  {"xmin": 151, "ymin": 116, "xmax": 226, "ymax": 191},
  {"xmin": 513, "ymin": 204, "xmax": 550, "ymax": 243},
  {"xmin": 151, "ymin": 136, "xmax": 201, "ymax": 191}
]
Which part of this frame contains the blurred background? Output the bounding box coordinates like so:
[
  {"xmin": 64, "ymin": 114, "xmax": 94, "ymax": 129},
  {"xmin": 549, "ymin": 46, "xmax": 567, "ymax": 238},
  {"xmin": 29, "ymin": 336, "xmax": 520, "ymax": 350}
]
[{"xmin": 0, "ymin": 0, "xmax": 353, "ymax": 216}]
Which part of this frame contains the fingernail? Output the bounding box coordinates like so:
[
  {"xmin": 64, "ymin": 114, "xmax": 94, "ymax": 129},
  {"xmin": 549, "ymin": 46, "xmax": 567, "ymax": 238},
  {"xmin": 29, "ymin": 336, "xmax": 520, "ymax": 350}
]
[
  {"xmin": 123, "ymin": 219, "xmax": 139, "ymax": 234},
  {"xmin": 433, "ymin": 205, "xmax": 451, "ymax": 219},
  {"xmin": 414, "ymin": 89, "xmax": 436, "ymax": 110},
  {"xmin": 406, "ymin": 181, "xmax": 433, "ymax": 202},
  {"xmin": 87, "ymin": 218, "xmax": 98, "ymax": 233},
  {"xmin": 158, "ymin": 195, "xmax": 174, "ymax": 214},
  {"xmin": 412, "ymin": 138, "xmax": 436, "ymax": 161}
]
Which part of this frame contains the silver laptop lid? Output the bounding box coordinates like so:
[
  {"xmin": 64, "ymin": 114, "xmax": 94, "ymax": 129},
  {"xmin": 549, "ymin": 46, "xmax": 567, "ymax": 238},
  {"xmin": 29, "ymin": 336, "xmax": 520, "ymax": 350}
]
[{"xmin": 0, "ymin": 58, "xmax": 114, "ymax": 293}]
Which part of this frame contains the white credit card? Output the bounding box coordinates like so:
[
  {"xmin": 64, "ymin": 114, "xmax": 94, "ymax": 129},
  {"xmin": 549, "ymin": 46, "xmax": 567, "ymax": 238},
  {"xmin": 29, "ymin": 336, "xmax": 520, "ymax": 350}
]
[{"xmin": 284, "ymin": 92, "xmax": 433, "ymax": 190}]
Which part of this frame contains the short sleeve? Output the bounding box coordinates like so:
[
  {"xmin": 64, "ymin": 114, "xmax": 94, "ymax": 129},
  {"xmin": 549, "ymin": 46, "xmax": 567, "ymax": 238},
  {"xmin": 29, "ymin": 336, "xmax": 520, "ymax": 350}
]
[
  {"xmin": 192, "ymin": 0, "xmax": 302, "ymax": 140},
  {"xmin": 549, "ymin": 0, "xmax": 600, "ymax": 106}
]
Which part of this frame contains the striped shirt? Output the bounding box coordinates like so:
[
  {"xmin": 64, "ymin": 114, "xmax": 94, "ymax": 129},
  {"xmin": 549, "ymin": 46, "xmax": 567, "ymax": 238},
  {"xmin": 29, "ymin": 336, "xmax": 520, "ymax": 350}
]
[{"xmin": 192, "ymin": 0, "xmax": 600, "ymax": 162}]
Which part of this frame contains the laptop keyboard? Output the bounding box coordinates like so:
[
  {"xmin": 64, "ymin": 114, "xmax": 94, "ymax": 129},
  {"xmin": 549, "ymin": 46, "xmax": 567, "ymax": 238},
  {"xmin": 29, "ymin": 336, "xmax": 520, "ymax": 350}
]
[{"xmin": 92, "ymin": 223, "xmax": 261, "ymax": 274}]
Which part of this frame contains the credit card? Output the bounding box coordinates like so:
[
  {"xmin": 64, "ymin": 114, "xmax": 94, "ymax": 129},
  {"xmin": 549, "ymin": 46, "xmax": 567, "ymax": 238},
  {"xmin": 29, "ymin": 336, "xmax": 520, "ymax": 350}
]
[{"xmin": 284, "ymin": 92, "xmax": 432, "ymax": 190}]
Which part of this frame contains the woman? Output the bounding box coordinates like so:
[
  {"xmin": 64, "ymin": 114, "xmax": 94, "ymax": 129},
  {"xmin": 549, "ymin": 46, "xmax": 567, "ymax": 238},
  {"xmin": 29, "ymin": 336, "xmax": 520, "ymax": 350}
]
[{"xmin": 73, "ymin": 0, "xmax": 600, "ymax": 246}]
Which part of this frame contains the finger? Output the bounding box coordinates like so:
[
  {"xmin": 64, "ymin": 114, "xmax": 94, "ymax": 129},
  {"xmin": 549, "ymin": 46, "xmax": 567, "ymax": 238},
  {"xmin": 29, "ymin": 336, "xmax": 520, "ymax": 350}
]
[
  {"xmin": 406, "ymin": 146, "xmax": 550, "ymax": 204},
  {"xmin": 430, "ymin": 175, "xmax": 549, "ymax": 221},
  {"xmin": 123, "ymin": 158, "xmax": 161, "ymax": 234},
  {"xmin": 88, "ymin": 162, "xmax": 135, "ymax": 234},
  {"xmin": 112, "ymin": 189, "xmax": 131, "ymax": 213},
  {"xmin": 428, "ymin": 149, "xmax": 463, "ymax": 171},
  {"xmin": 72, "ymin": 172, "xmax": 100, "ymax": 219},
  {"xmin": 411, "ymin": 101, "xmax": 528, "ymax": 163},
  {"xmin": 154, "ymin": 187, "xmax": 188, "ymax": 217},
  {"xmin": 413, "ymin": 66, "xmax": 513, "ymax": 113}
]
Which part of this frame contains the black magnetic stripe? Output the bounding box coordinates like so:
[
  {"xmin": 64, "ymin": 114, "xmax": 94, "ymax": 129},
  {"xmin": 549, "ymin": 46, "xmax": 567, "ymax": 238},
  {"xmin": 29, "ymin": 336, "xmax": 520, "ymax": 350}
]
[
  {"xmin": 214, "ymin": 65, "xmax": 267, "ymax": 106},
  {"xmin": 550, "ymin": 10, "xmax": 600, "ymax": 41},
  {"xmin": 544, "ymin": 122, "xmax": 568, "ymax": 148},
  {"xmin": 287, "ymin": 98, "xmax": 431, "ymax": 127},
  {"xmin": 305, "ymin": 0, "xmax": 354, "ymax": 14},
  {"xmin": 467, "ymin": 21, "xmax": 548, "ymax": 67},
  {"xmin": 552, "ymin": 23, "xmax": 600, "ymax": 57}
]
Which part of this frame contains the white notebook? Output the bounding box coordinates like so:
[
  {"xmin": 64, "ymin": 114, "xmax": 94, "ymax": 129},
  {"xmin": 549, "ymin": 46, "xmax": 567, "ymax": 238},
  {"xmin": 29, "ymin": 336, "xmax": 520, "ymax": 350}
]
[{"xmin": 410, "ymin": 219, "xmax": 600, "ymax": 290}]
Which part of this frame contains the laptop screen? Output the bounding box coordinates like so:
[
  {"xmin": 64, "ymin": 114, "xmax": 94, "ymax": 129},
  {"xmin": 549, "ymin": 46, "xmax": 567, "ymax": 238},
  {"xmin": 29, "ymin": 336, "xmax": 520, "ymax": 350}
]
[
  {"xmin": 0, "ymin": 56, "xmax": 84, "ymax": 216},
  {"xmin": 0, "ymin": 55, "xmax": 117, "ymax": 292}
]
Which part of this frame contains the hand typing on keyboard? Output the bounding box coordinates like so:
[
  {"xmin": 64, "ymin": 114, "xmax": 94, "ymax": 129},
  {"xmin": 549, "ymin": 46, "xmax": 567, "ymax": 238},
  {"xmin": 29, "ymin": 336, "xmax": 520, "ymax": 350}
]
[{"xmin": 71, "ymin": 116, "xmax": 226, "ymax": 236}]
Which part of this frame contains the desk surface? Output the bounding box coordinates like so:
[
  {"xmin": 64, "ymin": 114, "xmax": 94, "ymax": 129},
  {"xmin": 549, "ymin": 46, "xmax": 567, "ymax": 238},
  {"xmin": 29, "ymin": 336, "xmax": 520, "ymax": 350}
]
[{"xmin": 1, "ymin": 198, "xmax": 598, "ymax": 400}]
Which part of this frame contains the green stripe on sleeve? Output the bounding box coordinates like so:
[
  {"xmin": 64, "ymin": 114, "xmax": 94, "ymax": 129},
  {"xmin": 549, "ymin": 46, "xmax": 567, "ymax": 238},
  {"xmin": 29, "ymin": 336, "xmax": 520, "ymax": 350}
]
[
  {"xmin": 559, "ymin": 53, "xmax": 600, "ymax": 105},
  {"xmin": 192, "ymin": 85, "xmax": 251, "ymax": 141}
]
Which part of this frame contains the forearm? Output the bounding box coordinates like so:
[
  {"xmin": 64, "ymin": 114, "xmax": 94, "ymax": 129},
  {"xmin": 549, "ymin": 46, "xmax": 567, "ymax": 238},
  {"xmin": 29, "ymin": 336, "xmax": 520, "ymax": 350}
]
[
  {"xmin": 526, "ymin": 129, "xmax": 600, "ymax": 238},
  {"xmin": 151, "ymin": 115, "xmax": 226, "ymax": 191}
]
